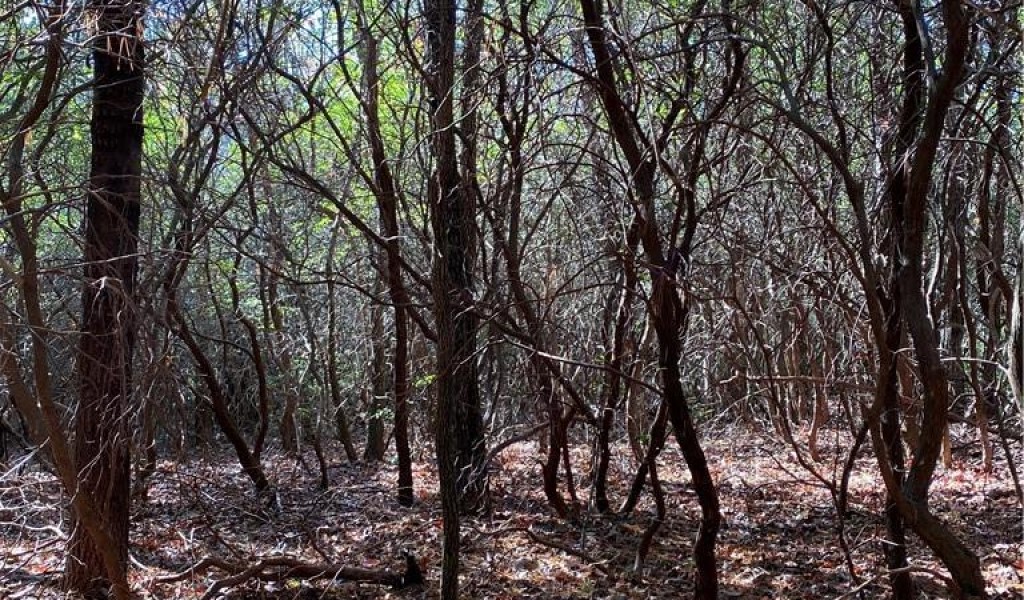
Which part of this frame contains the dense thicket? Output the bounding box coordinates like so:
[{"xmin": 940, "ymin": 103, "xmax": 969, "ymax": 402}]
[{"xmin": 0, "ymin": 1, "xmax": 1020, "ymax": 598}]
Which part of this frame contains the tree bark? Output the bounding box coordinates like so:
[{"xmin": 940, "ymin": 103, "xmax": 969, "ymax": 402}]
[
  {"xmin": 885, "ymin": 0, "xmax": 985, "ymax": 595},
  {"xmin": 67, "ymin": 2, "xmax": 144, "ymax": 596},
  {"xmin": 578, "ymin": 1, "xmax": 729, "ymax": 596},
  {"xmin": 356, "ymin": 9, "xmax": 413, "ymax": 501},
  {"xmin": 879, "ymin": 294, "xmax": 914, "ymax": 599},
  {"xmin": 424, "ymin": 0, "xmax": 488, "ymax": 596}
]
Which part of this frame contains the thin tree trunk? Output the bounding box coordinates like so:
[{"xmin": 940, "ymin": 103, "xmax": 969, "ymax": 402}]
[
  {"xmin": 161, "ymin": 214, "xmax": 273, "ymax": 499},
  {"xmin": 959, "ymin": 247, "xmax": 994, "ymax": 472},
  {"xmin": 169, "ymin": 296, "xmax": 274, "ymax": 497},
  {"xmin": 621, "ymin": 400, "xmax": 669, "ymax": 515},
  {"xmin": 595, "ymin": 220, "xmax": 640, "ymax": 512},
  {"xmin": 806, "ymin": 334, "xmax": 830, "ymax": 464},
  {"xmin": 356, "ymin": 10, "xmax": 413, "ymax": 499},
  {"xmin": 1011, "ymin": 256, "xmax": 1023, "ymax": 412},
  {"xmin": 225, "ymin": 241, "xmax": 272, "ymax": 461},
  {"xmin": 364, "ymin": 286, "xmax": 389, "ymax": 462},
  {"xmin": 978, "ymin": 8, "xmax": 1021, "ymax": 417},
  {"xmin": 634, "ymin": 447, "xmax": 667, "ymax": 571},
  {"xmin": 324, "ymin": 214, "xmax": 358, "ymax": 461},
  {"xmin": 539, "ymin": 360, "xmax": 569, "ymax": 517},
  {"xmin": 626, "ymin": 326, "xmax": 653, "ymax": 463},
  {"xmin": 577, "ymin": 1, "xmax": 732, "ymax": 595}
]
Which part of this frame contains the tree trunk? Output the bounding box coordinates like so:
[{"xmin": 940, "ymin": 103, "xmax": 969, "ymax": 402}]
[
  {"xmin": 424, "ymin": 0, "xmax": 488, "ymax": 596},
  {"xmin": 356, "ymin": 10, "xmax": 414, "ymax": 500},
  {"xmin": 976, "ymin": 8, "xmax": 1016, "ymax": 419},
  {"xmin": 364, "ymin": 290, "xmax": 390, "ymax": 462},
  {"xmin": 162, "ymin": 217, "xmax": 273, "ymax": 499},
  {"xmin": 324, "ymin": 215, "xmax": 358, "ymax": 461},
  {"xmin": 225, "ymin": 244, "xmax": 272, "ymax": 461},
  {"xmin": 577, "ymin": 1, "xmax": 732, "ymax": 595},
  {"xmin": 654, "ymin": 274, "xmax": 722, "ymax": 600},
  {"xmin": 170, "ymin": 297, "xmax": 274, "ymax": 497},
  {"xmin": 867, "ymin": 0, "xmax": 986, "ymax": 594},
  {"xmin": 880, "ymin": 294, "xmax": 914, "ymax": 599},
  {"xmin": 1011, "ymin": 251, "xmax": 1023, "ymax": 412},
  {"xmin": 595, "ymin": 220, "xmax": 641, "ymax": 512},
  {"xmin": 626, "ymin": 328, "xmax": 652, "ymax": 463},
  {"xmin": 67, "ymin": 2, "xmax": 144, "ymax": 596},
  {"xmin": 806, "ymin": 327, "xmax": 830, "ymax": 464}
]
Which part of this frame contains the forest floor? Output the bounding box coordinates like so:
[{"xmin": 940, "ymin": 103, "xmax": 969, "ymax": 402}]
[{"xmin": 1, "ymin": 424, "xmax": 1021, "ymax": 599}]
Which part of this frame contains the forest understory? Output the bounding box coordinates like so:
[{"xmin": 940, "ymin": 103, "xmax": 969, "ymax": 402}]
[
  {"xmin": 2, "ymin": 426, "xmax": 1020, "ymax": 600},
  {"xmin": 3, "ymin": 0, "xmax": 1023, "ymax": 598}
]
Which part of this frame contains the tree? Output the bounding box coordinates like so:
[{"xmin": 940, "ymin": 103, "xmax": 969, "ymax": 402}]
[
  {"xmin": 749, "ymin": 0, "xmax": 988, "ymax": 594},
  {"xmin": 423, "ymin": 0, "xmax": 489, "ymax": 596},
  {"xmin": 1, "ymin": 1, "xmax": 1019, "ymax": 597},
  {"xmin": 66, "ymin": 1, "xmax": 145, "ymax": 597},
  {"xmin": 353, "ymin": 0, "xmax": 415, "ymax": 502},
  {"xmin": 576, "ymin": 0, "xmax": 745, "ymax": 595},
  {"xmin": 1012, "ymin": 249, "xmax": 1023, "ymax": 411}
]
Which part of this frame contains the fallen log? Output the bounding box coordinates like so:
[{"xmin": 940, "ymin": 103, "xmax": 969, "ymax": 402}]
[{"xmin": 154, "ymin": 551, "xmax": 423, "ymax": 599}]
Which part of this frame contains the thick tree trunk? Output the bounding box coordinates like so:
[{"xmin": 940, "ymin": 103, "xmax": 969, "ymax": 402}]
[
  {"xmin": 897, "ymin": 0, "xmax": 984, "ymax": 593},
  {"xmin": 654, "ymin": 275, "xmax": 722, "ymax": 600},
  {"xmin": 67, "ymin": 2, "xmax": 144, "ymax": 596}
]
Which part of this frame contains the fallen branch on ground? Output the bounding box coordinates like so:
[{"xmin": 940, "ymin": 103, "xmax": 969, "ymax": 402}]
[
  {"xmin": 478, "ymin": 525, "xmax": 610, "ymax": 575},
  {"xmin": 153, "ymin": 551, "xmax": 423, "ymax": 599},
  {"xmin": 484, "ymin": 422, "xmax": 548, "ymax": 469},
  {"xmin": 832, "ymin": 565, "xmax": 955, "ymax": 600}
]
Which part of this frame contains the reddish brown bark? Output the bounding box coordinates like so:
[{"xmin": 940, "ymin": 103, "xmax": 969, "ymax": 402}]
[
  {"xmin": 67, "ymin": 2, "xmax": 145, "ymax": 596},
  {"xmin": 577, "ymin": 1, "xmax": 738, "ymax": 596},
  {"xmin": 357, "ymin": 11, "xmax": 413, "ymax": 502}
]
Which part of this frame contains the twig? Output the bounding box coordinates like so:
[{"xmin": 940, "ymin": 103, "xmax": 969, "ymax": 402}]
[
  {"xmin": 832, "ymin": 565, "xmax": 955, "ymax": 600},
  {"xmin": 483, "ymin": 422, "xmax": 548, "ymax": 469}
]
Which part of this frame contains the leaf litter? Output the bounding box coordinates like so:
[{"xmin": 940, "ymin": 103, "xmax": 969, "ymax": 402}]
[{"xmin": 0, "ymin": 424, "xmax": 1020, "ymax": 598}]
